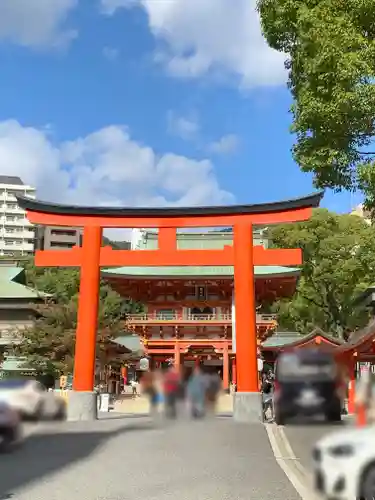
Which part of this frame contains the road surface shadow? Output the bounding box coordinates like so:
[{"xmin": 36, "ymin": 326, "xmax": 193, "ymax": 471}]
[
  {"xmin": 284, "ymin": 416, "xmax": 345, "ymax": 427},
  {"xmin": 0, "ymin": 422, "xmax": 152, "ymax": 500}
]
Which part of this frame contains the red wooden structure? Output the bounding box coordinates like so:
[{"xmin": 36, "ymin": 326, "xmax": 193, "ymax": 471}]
[
  {"xmin": 103, "ymin": 227, "xmax": 300, "ymax": 390},
  {"xmin": 16, "ymin": 192, "xmax": 322, "ymax": 420}
]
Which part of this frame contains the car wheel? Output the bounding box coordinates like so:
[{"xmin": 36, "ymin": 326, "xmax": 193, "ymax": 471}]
[
  {"xmin": 31, "ymin": 402, "xmax": 45, "ymax": 422},
  {"xmin": 326, "ymin": 408, "xmax": 342, "ymax": 422},
  {"xmin": 359, "ymin": 463, "xmax": 375, "ymax": 500},
  {"xmin": 0, "ymin": 428, "xmax": 16, "ymax": 453}
]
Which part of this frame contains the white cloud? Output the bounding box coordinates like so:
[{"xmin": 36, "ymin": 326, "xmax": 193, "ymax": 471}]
[
  {"xmin": 0, "ymin": 120, "xmax": 233, "ymax": 240},
  {"xmin": 207, "ymin": 134, "xmax": 240, "ymax": 155},
  {"xmin": 100, "ymin": 0, "xmax": 136, "ymax": 15},
  {"xmin": 167, "ymin": 111, "xmax": 200, "ymax": 141},
  {"xmin": 0, "ymin": 0, "xmax": 78, "ymax": 48},
  {"xmin": 100, "ymin": 0, "xmax": 286, "ymax": 88},
  {"xmin": 102, "ymin": 46, "xmax": 119, "ymax": 61}
]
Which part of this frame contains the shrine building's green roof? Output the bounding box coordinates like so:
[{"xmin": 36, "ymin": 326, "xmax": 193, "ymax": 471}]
[
  {"xmin": 0, "ymin": 266, "xmax": 47, "ymax": 300},
  {"xmin": 103, "ymin": 229, "xmax": 300, "ymax": 279},
  {"xmin": 102, "ymin": 265, "xmax": 300, "ymax": 278}
]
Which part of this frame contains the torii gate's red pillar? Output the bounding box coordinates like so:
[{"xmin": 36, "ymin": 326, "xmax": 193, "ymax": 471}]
[
  {"xmin": 232, "ymin": 222, "xmax": 261, "ymax": 421},
  {"xmin": 233, "ymin": 223, "xmax": 257, "ymax": 392},
  {"xmin": 74, "ymin": 226, "xmax": 102, "ymax": 392},
  {"xmin": 67, "ymin": 226, "xmax": 102, "ymax": 420}
]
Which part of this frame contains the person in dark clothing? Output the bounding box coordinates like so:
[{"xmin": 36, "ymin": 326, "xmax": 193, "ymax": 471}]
[
  {"xmin": 187, "ymin": 366, "xmax": 206, "ymax": 418},
  {"xmin": 140, "ymin": 371, "xmax": 158, "ymax": 416},
  {"xmin": 261, "ymin": 372, "xmax": 274, "ymax": 421}
]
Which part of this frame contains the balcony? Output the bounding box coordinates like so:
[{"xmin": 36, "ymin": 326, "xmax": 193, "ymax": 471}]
[
  {"xmin": 0, "ymin": 204, "xmax": 25, "ymax": 214},
  {"xmin": 0, "ymin": 242, "xmax": 34, "ymax": 252},
  {"xmin": 1, "ymin": 230, "xmax": 34, "ymax": 239},
  {"xmin": 126, "ymin": 312, "xmax": 277, "ymax": 324},
  {"xmin": 0, "ymin": 217, "xmax": 33, "ymax": 226}
]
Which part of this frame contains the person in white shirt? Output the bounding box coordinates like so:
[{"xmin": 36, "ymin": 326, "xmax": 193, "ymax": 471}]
[{"xmin": 131, "ymin": 379, "xmax": 138, "ymax": 398}]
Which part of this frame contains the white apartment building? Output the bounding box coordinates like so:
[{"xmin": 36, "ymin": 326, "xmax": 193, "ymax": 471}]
[
  {"xmin": 351, "ymin": 203, "xmax": 371, "ymax": 225},
  {"xmin": 0, "ymin": 176, "xmax": 36, "ymax": 256}
]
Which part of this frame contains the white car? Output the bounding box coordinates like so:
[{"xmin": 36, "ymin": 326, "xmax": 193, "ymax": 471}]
[
  {"xmin": 312, "ymin": 424, "xmax": 375, "ymax": 499},
  {"xmin": 0, "ymin": 379, "xmax": 66, "ymax": 420},
  {"xmin": 0, "ymin": 401, "xmax": 22, "ymax": 451}
]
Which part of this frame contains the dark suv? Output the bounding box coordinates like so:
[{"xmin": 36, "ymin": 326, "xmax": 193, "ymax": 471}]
[{"xmin": 273, "ymin": 349, "xmax": 343, "ymax": 425}]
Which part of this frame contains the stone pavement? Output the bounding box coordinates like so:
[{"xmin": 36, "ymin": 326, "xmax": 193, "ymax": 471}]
[
  {"xmin": 114, "ymin": 393, "xmax": 234, "ymax": 416},
  {"xmin": 1, "ymin": 416, "xmax": 301, "ymax": 500}
]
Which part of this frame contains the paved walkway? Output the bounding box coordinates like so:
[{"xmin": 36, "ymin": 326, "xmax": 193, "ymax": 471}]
[
  {"xmin": 1, "ymin": 417, "xmax": 301, "ymax": 500},
  {"xmin": 114, "ymin": 393, "xmax": 234, "ymax": 415},
  {"xmin": 282, "ymin": 416, "xmax": 351, "ymax": 470}
]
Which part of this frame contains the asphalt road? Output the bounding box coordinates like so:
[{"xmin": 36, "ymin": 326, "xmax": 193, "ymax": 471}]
[
  {"xmin": 1, "ymin": 416, "xmax": 302, "ymax": 500},
  {"xmin": 283, "ymin": 417, "xmax": 350, "ymax": 470}
]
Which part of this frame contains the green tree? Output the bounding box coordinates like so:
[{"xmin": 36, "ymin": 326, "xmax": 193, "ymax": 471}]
[
  {"xmin": 257, "ymin": 0, "xmax": 375, "ymax": 207},
  {"xmin": 269, "ymin": 208, "xmax": 375, "ymax": 338},
  {"xmin": 22, "ymin": 258, "xmax": 81, "ymax": 304},
  {"xmin": 17, "ymin": 259, "xmax": 143, "ymax": 375}
]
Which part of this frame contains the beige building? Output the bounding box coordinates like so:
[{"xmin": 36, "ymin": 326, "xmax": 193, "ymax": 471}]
[
  {"xmin": 36, "ymin": 226, "xmax": 82, "ymax": 250},
  {"xmin": 350, "ymin": 204, "xmax": 371, "ymax": 224}
]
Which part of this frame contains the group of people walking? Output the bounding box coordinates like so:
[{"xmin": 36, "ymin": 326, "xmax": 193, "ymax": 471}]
[{"xmin": 139, "ymin": 364, "xmax": 222, "ymax": 419}]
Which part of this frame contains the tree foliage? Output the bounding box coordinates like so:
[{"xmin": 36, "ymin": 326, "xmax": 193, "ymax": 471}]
[
  {"xmin": 17, "ymin": 259, "xmax": 143, "ymax": 375},
  {"xmin": 257, "ymin": 0, "xmax": 375, "ymax": 208},
  {"xmin": 269, "ymin": 209, "xmax": 375, "ymax": 338}
]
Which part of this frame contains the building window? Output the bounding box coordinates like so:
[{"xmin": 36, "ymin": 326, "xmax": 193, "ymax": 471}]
[
  {"xmin": 156, "ymin": 309, "xmax": 176, "ymax": 319},
  {"xmin": 50, "ymin": 241, "xmax": 75, "ymax": 248},
  {"xmin": 51, "ymin": 229, "xmax": 76, "ymax": 237}
]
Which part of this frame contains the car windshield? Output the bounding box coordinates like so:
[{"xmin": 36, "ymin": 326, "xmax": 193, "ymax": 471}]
[
  {"xmin": 0, "ymin": 379, "xmax": 29, "ymax": 389},
  {"xmin": 276, "ymin": 352, "xmax": 336, "ymax": 381}
]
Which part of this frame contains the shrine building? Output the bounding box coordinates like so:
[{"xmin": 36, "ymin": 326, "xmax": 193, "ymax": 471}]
[{"xmin": 103, "ymin": 227, "xmax": 300, "ymax": 390}]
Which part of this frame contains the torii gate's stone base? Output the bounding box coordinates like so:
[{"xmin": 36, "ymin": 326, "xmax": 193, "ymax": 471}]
[
  {"xmin": 233, "ymin": 392, "xmax": 263, "ymax": 423},
  {"xmin": 67, "ymin": 391, "xmax": 98, "ymax": 421}
]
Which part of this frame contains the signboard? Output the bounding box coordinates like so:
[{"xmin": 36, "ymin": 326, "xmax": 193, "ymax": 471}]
[
  {"xmin": 59, "ymin": 375, "xmax": 67, "ymax": 389},
  {"xmin": 257, "ymin": 358, "xmax": 264, "ymax": 372},
  {"xmin": 99, "ymin": 393, "xmax": 109, "ymax": 412},
  {"xmin": 231, "ymin": 292, "xmax": 236, "ymax": 353}
]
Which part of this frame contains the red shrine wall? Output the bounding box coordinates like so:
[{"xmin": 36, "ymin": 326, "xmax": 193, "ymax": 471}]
[{"xmin": 142, "ymin": 282, "xmax": 231, "ymax": 316}]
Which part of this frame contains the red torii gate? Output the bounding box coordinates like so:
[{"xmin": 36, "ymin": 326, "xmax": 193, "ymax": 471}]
[{"xmin": 17, "ymin": 192, "xmax": 323, "ymax": 421}]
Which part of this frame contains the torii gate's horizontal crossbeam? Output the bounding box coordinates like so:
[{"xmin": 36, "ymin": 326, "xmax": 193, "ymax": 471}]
[
  {"xmin": 16, "ymin": 191, "xmax": 323, "ymax": 228},
  {"xmin": 34, "ymin": 246, "xmax": 302, "ymax": 267}
]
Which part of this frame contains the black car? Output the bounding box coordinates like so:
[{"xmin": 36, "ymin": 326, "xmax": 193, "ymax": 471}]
[
  {"xmin": 273, "ymin": 349, "xmax": 343, "ymax": 425},
  {"xmin": 0, "ymin": 402, "xmax": 21, "ymax": 452}
]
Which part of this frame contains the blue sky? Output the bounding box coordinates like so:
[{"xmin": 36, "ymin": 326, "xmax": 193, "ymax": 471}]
[{"xmin": 0, "ymin": 0, "xmax": 363, "ymax": 219}]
